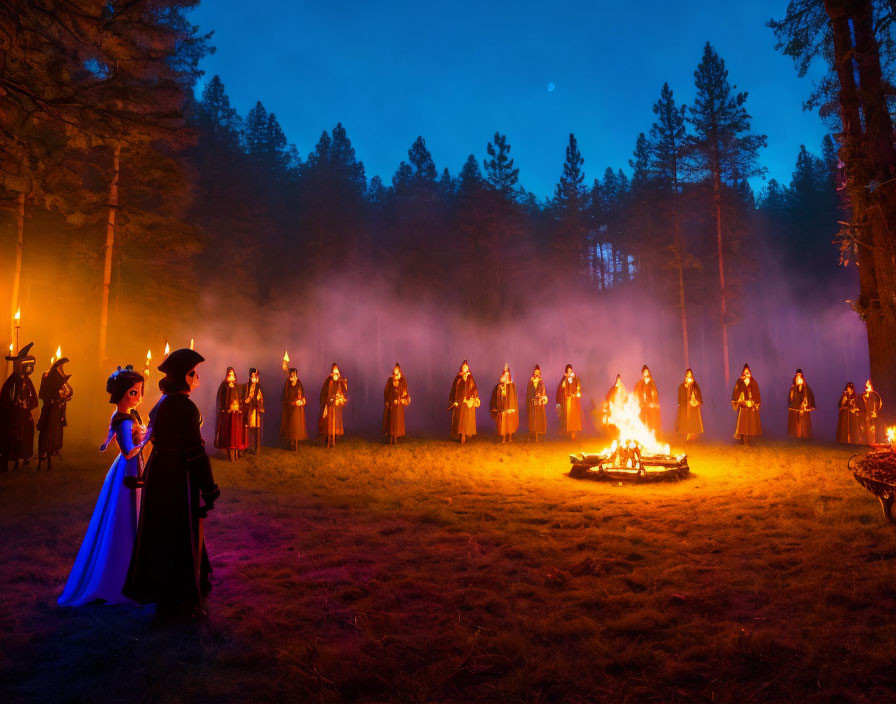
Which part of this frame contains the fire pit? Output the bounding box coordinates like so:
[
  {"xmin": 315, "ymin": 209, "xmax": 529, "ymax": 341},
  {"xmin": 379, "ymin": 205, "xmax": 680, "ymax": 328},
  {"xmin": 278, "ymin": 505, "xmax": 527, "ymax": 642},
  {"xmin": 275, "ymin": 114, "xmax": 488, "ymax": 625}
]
[
  {"xmin": 567, "ymin": 386, "xmax": 688, "ymax": 482},
  {"xmin": 850, "ymin": 427, "xmax": 896, "ymax": 525},
  {"xmin": 569, "ymin": 441, "xmax": 689, "ymax": 482}
]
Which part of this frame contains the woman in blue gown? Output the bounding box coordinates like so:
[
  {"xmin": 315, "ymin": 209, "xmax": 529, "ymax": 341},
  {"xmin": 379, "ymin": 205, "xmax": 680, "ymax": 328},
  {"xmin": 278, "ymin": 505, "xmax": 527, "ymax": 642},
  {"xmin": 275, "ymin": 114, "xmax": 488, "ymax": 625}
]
[{"xmin": 58, "ymin": 366, "xmax": 145, "ymax": 607}]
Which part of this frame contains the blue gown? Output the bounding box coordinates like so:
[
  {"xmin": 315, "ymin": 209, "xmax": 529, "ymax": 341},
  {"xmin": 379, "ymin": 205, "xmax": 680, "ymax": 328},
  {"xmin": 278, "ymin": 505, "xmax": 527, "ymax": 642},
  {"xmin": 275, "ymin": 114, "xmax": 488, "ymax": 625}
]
[{"xmin": 58, "ymin": 412, "xmax": 143, "ymax": 606}]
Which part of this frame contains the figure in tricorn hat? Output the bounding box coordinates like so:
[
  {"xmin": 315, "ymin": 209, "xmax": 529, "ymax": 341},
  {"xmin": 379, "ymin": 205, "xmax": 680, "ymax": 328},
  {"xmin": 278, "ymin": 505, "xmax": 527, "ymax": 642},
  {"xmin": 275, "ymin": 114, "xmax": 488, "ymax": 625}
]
[
  {"xmin": 37, "ymin": 356, "xmax": 73, "ymax": 471},
  {"xmin": 0, "ymin": 342, "xmax": 39, "ymax": 471}
]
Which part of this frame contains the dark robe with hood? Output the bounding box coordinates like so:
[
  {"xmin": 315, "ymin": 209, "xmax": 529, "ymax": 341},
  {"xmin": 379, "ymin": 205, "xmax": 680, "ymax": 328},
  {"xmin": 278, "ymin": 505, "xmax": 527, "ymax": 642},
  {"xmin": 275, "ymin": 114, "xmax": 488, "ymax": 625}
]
[
  {"xmin": 319, "ymin": 375, "xmax": 348, "ymax": 436},
  {"xmin": 214, "ymin": 379, "xmax": 246, "ymax": 450},
  {"xmin": 557, "ymin": 376, "xmax": 583, "ymax": 433},
  {"xmin": 676, "ymin": 381, "xmax": 703, "ymax": 436},
  {"xmin": 731, "ymin": 376, "xmax": 762, "ymax": 438},
  {"xmin": 281, "ymin": 379, "xmax": 307, "ymax": 441},
  {"xmin": 525, "ymin": 377, "xmax": 548, "ymax": 434},
  {"xmin": 787, "ymin": 381, "xmax": 815, "ymax": 439},
  {"xmin": 450, "ymin": 373, "xmax": 478, "ymax": 437},
  {"xmin": 243, "ymin": 378, "xmax": 264, "ymax": 430},
  {"xmin": 633, "ymin": 377, "xmax": 661, "ymax": 434},
  {"xmin": 0, "ymin": 372, "xmax": 38, "ymax": 463},
  {"xmin": 382, "ymin": 375, "xmax": 410, "ymax": 437},
  {"xmin": 860, "ymin": 390, "xmax": 883, "ymax": 444},
  {"xmin": 490, "ymin": 381, "xmax": 519, "ymax": 436},
  {"xmin": 37, "ymin": 360, "xmax": 72, "ymax": 457},
  {"xmin": 836, "ymin": 389, "xmax": 862, "ymax": 443},
  {"xmin": 123, "ymin": 392, "xmax": 219, "ymax": 605}
]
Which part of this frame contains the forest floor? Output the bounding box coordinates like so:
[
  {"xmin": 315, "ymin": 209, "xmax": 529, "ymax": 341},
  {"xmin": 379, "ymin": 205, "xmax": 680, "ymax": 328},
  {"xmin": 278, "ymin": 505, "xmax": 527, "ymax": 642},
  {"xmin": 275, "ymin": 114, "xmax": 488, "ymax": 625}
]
[{"xmin": 2, "ymin": 436, "xmax": 896, "ymax": 703}]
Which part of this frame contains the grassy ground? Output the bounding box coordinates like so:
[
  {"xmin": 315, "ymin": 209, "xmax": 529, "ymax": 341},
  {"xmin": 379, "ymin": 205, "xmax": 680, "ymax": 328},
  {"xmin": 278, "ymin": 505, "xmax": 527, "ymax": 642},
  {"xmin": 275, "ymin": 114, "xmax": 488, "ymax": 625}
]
[{"xmin": 2, "ymin": 436, "xmax": 896, "ymax": 703}]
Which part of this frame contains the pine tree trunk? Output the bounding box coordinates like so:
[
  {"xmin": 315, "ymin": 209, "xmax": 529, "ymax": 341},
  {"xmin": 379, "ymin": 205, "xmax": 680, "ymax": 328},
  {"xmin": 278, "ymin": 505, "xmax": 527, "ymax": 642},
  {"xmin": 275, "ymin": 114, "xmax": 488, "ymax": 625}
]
[
  {"xmin": 826, "ymin": 0, "xmax": 896, "ymax": 418},
  {"xmin": 98, "ymin": 143, "xmax": 120, "ymax": 367},
  {"xmin": 713, "ymin": 173, "xmax": 730, "ymax": 388},
  {"xmin": 673, "ymin": 184, "xmax": 690, "ymax": 368}
]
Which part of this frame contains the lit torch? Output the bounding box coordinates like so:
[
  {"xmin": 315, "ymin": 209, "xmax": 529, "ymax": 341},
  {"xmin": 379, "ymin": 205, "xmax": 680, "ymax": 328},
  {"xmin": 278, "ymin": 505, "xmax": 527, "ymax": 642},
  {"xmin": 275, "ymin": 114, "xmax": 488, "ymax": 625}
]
[
  {"xmin": 282, "ymin": 350, "xmax": 289, "ymax": 372},
  {"xmin": 12, "ymin": 307, "xmax": 20, "ymax": 352},
  {"xmin": 144, "ymin": 349, "xmax": 152, "ymax": 378}
]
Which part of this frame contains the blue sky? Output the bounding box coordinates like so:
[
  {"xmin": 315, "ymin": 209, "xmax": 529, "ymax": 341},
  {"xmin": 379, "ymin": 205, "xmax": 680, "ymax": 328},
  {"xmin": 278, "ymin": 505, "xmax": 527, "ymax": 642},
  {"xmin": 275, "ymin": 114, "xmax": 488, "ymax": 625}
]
[{"xmin": 189, "ymin": 0, "xmax": 828, "ymax": 199}]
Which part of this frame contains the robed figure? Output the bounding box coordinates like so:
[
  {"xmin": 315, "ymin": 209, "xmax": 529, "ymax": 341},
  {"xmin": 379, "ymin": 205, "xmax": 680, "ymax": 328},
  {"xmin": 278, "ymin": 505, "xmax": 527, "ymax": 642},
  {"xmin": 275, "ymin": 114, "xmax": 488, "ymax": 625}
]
[
  {"xmin": 676, "ymin": 369, "xmax": 703, "ymax": 440},
  {"xmin": 633, "ymin": 365, "xmax": 661, "ymax": 435},
  {"xmin": 37, "ymin": 357, "xmax": 73, "ymax": 470},
  {"xmin": 787, "ymin": 369, "xmax": 815, "ymax": 440},
  {"xmin": 243, "ymin": 368, "xmax": 264, "ymax": 454},
  {"xmin": 860, "ymin": 380, "xmax": 883, "ymax": 444},
  {"xmin": 319, "ymin": 363, "xmax": 348, "ymax": 448},
  {"xmin": 382, "ymin": 363, "xmax": 410, "ymax": 445},
  {"xmin": 123, "ymin": 349, "xmax": 220, "ymax": 615},
  {"xmin": 214, "ymin": 367, "xmax": 246, "ymax": 462},
  {"xmin": 490, "ymin": 366, "xmax": 519, "ymax": 443},
  {"xmin": 556, "ymin": 364, "xmax": 583, "ymax": 440},
  {"xmin": 731, "ymin": 363, "xmax": 762, "ymax": 445},
  {"xmin": 449, "ymin": 360, "xmax": 479, "ymax": 444},
  {"xmin": 59, "ymin": 366, "xmax": 144, "ymax": 607},
  {"xmin": 0, "ymin": 342, "xmax": 38, "ymax": 471},
  {"xmin": 602, "ymin": 375, "xmax": 626, "ymax": 438},
  {"xmin": 525, "ymin": 365, "xmax": 548, "ymax": 441},
  {"xmin": 836, "ymin": 382, "xmax": 862, "ymax": 444},
  {"xmin": 280, "ymin": 368, "xmax": 307, "ymax": 451}
]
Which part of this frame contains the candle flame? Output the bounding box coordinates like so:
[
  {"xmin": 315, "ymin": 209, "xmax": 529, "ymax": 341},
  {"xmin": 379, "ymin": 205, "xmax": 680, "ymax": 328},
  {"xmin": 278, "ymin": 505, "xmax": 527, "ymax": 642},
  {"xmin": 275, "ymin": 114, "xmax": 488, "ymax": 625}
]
[
  {"xmin": 283, "ymin": 350, "xmax": 289, "ymax": 363},
  {"xmin": 190, "ymin": 338, "xmax": 194, "ymax": 350},
  {"xmin": 164, "ymin": 342, "xmax": 170, "ymax": 356},
  {"xmin": 146, "ymin": 349, "xmax": 152, "ymax": 361},
  {"xmin": 55, "ymin": 345, "xmax": 62, "ymax": 359},
  {"xmin": 13, "ymin": 308, "xmax": 20, "ymax": 322}
]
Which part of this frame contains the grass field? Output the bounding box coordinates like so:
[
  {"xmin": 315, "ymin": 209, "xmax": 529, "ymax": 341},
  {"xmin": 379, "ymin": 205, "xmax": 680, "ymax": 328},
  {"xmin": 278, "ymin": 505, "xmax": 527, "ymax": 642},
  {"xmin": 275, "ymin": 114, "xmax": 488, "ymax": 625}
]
[{"xmin": 2, "ymin": 436, "xmax": 896, "ymax": 703}]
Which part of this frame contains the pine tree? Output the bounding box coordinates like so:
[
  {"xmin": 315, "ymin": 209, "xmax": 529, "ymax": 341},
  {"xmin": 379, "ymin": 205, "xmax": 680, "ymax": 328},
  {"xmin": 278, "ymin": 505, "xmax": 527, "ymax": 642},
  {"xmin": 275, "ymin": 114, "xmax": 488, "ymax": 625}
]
[
  {"xmin": 551, "ymin": 133, "xmax": 589, "ymax": 277},
  {"xmin": 688, "ymin": 42, "xmax": 767, "ymax": 386}
]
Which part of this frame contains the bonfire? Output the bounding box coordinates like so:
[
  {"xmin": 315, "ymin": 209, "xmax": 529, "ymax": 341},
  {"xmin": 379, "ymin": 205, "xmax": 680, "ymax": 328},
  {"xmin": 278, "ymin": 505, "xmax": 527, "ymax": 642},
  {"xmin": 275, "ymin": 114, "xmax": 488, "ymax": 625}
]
[{"xmin": 569, "ymin": 389, "xmax": 688, "ymax": 481}]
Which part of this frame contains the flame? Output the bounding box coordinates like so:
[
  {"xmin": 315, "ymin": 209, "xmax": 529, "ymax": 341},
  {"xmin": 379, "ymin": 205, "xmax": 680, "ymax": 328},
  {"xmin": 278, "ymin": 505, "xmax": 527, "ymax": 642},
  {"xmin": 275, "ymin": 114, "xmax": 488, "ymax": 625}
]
[
  {"xmin": 190, "ymin": 338, "xmax": 195, "ymax": 350},
  {"xmin": 599, "ymin": 389, "xmax": 670, "ymax": 457},
  {"xmin": 887, "ymin": 426, "xmax": 896, "ymax": 444},
  {"xmin": 8, "ymin": 343, "xmax": 12, "ymax": 353},
  {"xmin": 283, "ymin": 350, "xmax": 289, "ymax": 363},
  {"xmin": 146, "ymin": 349, "xmax": 152, "ymax": 361},
  {"xmin": 13, "ymin": 308, "xmax": 20, "ymax": 322},
  {"xmin": 164, "ymin": 342, "xmax": 170, "ymax": 356},
  {"xmin": 55, "ymin": 345, "xmax": 62, "ymax": 359}
]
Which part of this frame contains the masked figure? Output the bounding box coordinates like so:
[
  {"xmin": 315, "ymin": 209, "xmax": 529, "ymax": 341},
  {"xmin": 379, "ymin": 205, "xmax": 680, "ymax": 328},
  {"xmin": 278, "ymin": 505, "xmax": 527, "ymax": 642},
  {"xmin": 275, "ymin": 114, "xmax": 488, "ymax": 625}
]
[
  {"xmin": 243, "ymin": 368, "xmax": 264, "ymax": 454},
  {"xmin": 731, "ymin": 363, "xmax": 762, "ymax": 445},
  {"xmin": 0, "ymin": 342, "xmax": 38, "ymax": 470},
  {"xmin": 676, "ymin": 369, "xmax": 703, "ymax": 441},
  {"xmin": 215, "ymin": 367, "xmax": 247, "ymax": 461},
  {"xmin": 787, "ymin": 369, "xmax": 815, "ymax": 440},
  {"xmin": 281, "ymin": 368, "xmax": 307, "ymax": 451},
  {"xmin": 836, "ymin": 382, "xmax": 862, "ymax": 444},
  {"xmin": 860, "ymin": 380, "xmax": 883, "ymax": 444},
  {"xmin": 633, "ymin": 365, "xmax": 661, "ymax": 435},
  {"xmin": 37, "ymin": 356, "xmax": 73, "ymax": 470},
  {"xmin": 449, "ymin": 360, "xmax": 479, "ymax": 444},
  {"xmin": 382, "ymin": 363, "xmax": 410, "ymax": 445},
  {"xmin": 319, "ymin": 363, "xmax": 348, "ymax": 448},
  {"xmin": 490, "ymin": 365, "xmax": 519, "ymax": 443},
  {"xmin": 525, "ymin": 365, "xmax": 548, "ymax": 442}
]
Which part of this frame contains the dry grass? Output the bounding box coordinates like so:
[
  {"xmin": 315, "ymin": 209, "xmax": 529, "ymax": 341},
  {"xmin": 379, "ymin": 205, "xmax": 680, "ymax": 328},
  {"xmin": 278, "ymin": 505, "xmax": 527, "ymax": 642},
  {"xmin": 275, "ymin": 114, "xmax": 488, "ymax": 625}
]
[{"xmin": 2, "ymin": 436, "xmax": 896, "ymax": 703}]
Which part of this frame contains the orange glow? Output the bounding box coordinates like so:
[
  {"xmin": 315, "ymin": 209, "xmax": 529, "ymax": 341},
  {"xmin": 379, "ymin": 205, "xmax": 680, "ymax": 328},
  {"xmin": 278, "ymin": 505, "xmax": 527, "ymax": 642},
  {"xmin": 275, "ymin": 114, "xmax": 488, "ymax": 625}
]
[
  {"xmin": 887, "ymin": 426, "xmax": 895, "ymax": 445},
  {"xmin": 600, "ymin": 391, "xmax": 671, "ymax": 457},
  {"xmin": 13, "ymin": 308, "xmax": 20, "ymax": 323}
]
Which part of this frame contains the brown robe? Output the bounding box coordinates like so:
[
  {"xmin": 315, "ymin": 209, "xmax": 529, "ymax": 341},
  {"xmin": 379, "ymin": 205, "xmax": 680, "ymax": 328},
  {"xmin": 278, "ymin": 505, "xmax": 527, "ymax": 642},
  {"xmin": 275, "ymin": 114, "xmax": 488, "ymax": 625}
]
[
  {"xmin": 556, "ymin": 377, "xmax": 583, "ymax": 433},
  {"xmin": 214, "ymin": 381, "xmax": 246, "ymax": 450},
  {"xmin": 731, "ymin": 378, "xmax": 762, "ymax": 438},
  {"xmin": 836, "ymin": 390, "xmax": 862, "ymax": 443},
  {"xmin": 633, "ymin": 378, "xmax": 661, "ymax": 434},
  {"xmin": 525, "ymin": 378, "xmax": 548, "ymax": 434},
  {"xmin": 676, "ymin": 381, "xmax": 703, "ymax": 436},
  {"xmin": 787, "ymin": 383, "xmax": 815, "ymax": 439},
  {"xmin": 319, "ymin": 376, "xmax": 348, "ymax": 436},
  {"xmin": 490, "ymin": 381, "xmax": 519, "ymax": 436},
  {"xmin": 449, "ymin": 373, "xmax": 478, "ymax": 437},
  {"xmin": 382, "ymin": 376, "xmax": 410, "ymax": 437},
  {"xmin": 860, "ymin": 391, "xmax": 883, "ymax": 444},
  {"xmin": 281, "ymin": 380, "xmax": 307, "ymax": 441}
]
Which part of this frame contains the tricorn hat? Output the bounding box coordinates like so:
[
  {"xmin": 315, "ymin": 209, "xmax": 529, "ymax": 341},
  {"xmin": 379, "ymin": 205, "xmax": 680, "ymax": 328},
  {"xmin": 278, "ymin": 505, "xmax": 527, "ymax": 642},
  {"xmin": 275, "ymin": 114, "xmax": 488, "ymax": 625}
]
[{"xmin": 6, "ymin": 341, "xmax": 35, "ymax": 363}]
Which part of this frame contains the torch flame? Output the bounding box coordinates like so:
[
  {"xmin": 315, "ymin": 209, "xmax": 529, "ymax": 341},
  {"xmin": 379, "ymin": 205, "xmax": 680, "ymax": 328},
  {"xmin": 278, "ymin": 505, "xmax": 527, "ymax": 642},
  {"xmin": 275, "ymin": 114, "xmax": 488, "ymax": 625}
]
[
  {"xmin": 146, "ymin": 349, "xmax": 152, "ymax": 361},
  {"xmin": 13, "ymin": 308, "xmax": 20, "ymax": 322},
  {"xmin": 55, "ymin": 345, "xmax": 62, "ymax": 359},
  {"xmin": 283, "ymin": 350, "xmax": 289, "ymax": 363}
]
